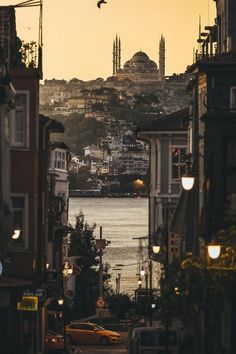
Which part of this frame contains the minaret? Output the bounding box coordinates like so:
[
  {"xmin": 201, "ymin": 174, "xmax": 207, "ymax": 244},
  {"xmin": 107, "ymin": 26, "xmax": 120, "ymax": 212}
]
[
  {"xmin": 113, "ymin": 39, "xmax": 116, "ymax": 75},
  {"xmin": 118, "ymin": 37, "xmax": 121, "ymax": 70},
  {"xmin": 115, "ymin": 35, "xmax": 119, "ymax": 73},
  {"xmin": 112, "ymin": 35, "xmax": 121, "ymax": 75},
  {"xmin": 159, "ymin": 35, "xmax": 165, "ymax": 81}
]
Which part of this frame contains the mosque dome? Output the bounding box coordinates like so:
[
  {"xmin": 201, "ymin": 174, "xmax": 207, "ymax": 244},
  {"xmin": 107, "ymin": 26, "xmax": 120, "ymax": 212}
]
[
  {"xmin": 122, "ymin": 50, "xmax": 158, "ymax": 74},
  {"xmin": 123, "ymin": 60, "xmax": 131, "ymax": 69},
  {"xmin": 132, "ymin": 51, "xmax": 150, "ymax": 63}
]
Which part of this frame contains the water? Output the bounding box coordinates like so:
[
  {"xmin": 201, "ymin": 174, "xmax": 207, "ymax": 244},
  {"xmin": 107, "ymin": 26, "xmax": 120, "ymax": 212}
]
[{"xmin": 68, "ymin": 197, "xmax": 148, "ymax": 295}]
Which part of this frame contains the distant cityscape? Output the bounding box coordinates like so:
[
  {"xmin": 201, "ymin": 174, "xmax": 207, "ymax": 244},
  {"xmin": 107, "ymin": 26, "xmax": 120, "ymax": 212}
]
[{"xmin": 39, "ymin": 37, "xmax": 189, "ymax": 195}]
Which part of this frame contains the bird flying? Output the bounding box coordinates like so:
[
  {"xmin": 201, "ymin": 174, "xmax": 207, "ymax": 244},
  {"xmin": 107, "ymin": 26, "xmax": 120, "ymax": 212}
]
[{"xmin": 97, "ymin": 0, "xmax": 107, "ymax": 9}]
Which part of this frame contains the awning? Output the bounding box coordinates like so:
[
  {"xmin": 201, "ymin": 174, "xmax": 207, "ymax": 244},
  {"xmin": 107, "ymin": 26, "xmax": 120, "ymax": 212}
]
[{"xmin": 0, "ymin": 276, "xmax": 33, "ymax": 288}]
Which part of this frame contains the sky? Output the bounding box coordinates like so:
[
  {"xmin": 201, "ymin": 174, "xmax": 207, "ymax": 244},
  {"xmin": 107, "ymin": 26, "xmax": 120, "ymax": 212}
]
[{"xmin": 2, "ymin": 0, "xmax": 216, "ymax": 81}]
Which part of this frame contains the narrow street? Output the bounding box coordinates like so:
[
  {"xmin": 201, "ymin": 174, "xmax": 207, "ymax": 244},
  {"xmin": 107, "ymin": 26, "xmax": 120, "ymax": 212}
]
[
  {"xmin": 71, "ymin": 344, "xmax": 128, "ymax": 354},
  {"xmin": 69, "ymin": 331, "xmax": 129, "ymax": 354}
]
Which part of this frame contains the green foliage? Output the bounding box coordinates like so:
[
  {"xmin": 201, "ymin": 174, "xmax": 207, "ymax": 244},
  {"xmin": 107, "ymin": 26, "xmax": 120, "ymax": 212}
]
[
  {"xmin": 156, "ymin": 208, "xmax": 236, "ymax": 333},
  {"xmin": 106, "ymin": 293, "xmax": 135, "ymax": 319},
  {"xmin": 69, "ymin": 211, "xmax": 99, "ymax": 267},
  {"xmin": 160, "ymin": 223, "xmax": 236, "ymax": 326},
  {"xmin": 68, "ymin": 211, "xmax": 99, "ymax": 318},
  {"xmin": 51, "ymin": 114, "xmax": 106, "ymax": 155},
  {"xmin": 68, "ymin": 211, "xmax": 112, "ymax": 319},
  {"xmin": 69, "ymin": 167, "xmax": 90, "ymax": 190},
  {"xmin": 158, "ymin": 257, "xmax": 206, "ymax": 325}
]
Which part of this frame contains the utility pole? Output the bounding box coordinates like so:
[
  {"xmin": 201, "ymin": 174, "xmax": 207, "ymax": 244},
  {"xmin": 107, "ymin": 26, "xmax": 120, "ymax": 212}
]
[
  {"xmin": 95, "ymin": 226, "xmax": 110, "ymax": 313},
  {"xmin": 99, "ymin": 226, "xmax": 104, "ymax": 300}
]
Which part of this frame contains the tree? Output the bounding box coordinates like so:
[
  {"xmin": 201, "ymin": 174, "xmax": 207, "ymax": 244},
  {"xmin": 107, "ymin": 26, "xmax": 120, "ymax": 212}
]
[
  {"xmin": 68, "ymin": 211, "xmax": 112, "ymax": 319},
  {"xmin": 106, "ymin": 293, "xmax": 135, "ymax": 319},
  {"xmin": 69, "ymin": 166, "xmax": 90, "ymax": 190},
  {"xmin": 69, "ymin": 211, "xmax": 100, "ymax": 319},
  {"xmin": 51, "ymin": 114, "xmax": 106, "ymax": 155}
]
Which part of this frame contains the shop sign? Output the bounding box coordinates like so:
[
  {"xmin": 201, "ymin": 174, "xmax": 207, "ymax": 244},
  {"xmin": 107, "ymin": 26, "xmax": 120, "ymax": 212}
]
[{"xmin": 17, "ymin": 296, "xmax": 38, "ymax": 311}]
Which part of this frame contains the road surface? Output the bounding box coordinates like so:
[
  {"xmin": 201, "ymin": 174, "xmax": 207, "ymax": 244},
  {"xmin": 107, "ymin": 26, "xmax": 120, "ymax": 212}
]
[{"xmin": 70, "ymin": 344, "xmax": 128, "ymax": 354}]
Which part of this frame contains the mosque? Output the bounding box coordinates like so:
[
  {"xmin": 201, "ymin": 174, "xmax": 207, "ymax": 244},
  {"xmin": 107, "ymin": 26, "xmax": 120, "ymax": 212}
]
[{"xmin": 112, "ymin": 35, "xmax": 165, "ymax": 83}]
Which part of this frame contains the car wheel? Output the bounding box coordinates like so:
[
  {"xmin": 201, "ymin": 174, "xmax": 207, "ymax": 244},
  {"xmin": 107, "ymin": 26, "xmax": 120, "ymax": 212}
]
[
  {"xmin": 100, "ymin": 336, "xmax": 109, "ymax": 346},
  {"xmin": 66, "ymin": 334, "xmax": 73, "ymax": 345}
]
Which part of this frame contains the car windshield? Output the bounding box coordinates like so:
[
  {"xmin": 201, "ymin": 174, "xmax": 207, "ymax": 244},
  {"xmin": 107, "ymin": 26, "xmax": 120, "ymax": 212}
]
[
  {"xmin": 93, "ymin": 324, "xmax": 105, "ymax": 331},
  {"xmin": 48, "ymin": 330, "xmax": 60, "ymax": 336}
]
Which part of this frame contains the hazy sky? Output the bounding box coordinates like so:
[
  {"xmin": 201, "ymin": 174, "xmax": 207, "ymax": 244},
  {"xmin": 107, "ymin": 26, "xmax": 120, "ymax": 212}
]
[{"xmin": 2, "ymin": 0, "xmax": 216, "ymax": 81}]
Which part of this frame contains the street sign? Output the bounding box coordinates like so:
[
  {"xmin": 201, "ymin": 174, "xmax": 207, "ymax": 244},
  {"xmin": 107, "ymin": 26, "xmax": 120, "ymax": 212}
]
[
  {"xmin": 23, "ymin": 288, "xmax": 47, "ymax": 303},
  {"xmin": 95, "ymin": 239, "xmax": 106, "ymax": 250},
  {"xmin": 96, "ymin": 297, "xmax": 105, "ymax": 308}
]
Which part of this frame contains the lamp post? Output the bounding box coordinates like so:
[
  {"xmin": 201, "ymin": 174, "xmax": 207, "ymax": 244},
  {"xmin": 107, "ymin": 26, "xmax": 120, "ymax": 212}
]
[
  {"xmin": 139, "ymin": 265, "xmax": 149, "ymax": 326},
  {"xmin": 112, "ymin": 267, "xmax": 122, "ymax": 294},
  {"xmin": 149, "ymin": 224, "xmax": 170, "ymax": 353},
  {"xmin": 57, "ymin": 297, "xmax": 67, "ymax": 352}
]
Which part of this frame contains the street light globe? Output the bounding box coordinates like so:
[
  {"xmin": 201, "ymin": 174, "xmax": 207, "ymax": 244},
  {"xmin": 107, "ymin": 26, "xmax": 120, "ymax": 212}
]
[
  {"xmin": 152, "ymin": 245, "xmax": 160, "ymax": 254},
  {"xmin": 207, "ymin": 245, "xmax": 221, "ymax": 259},
  {"xmin": 140, "ymin": 268, "xmax": 145, "ymax": 277},
  {"xmin": 137, "ymin": 278, "xmax": 142, "ymax": 286},
  {"xmin": 57, "ymin": 298, "xmax": 64, "ymax": 306},
  {"xmin": 67, "ymin": 268, "xmax": 73, "ymax": 275},
  {"xmin": 181, "ymin": 176, "xmax": 195, "ymax": 191},
  {"xmin": 12, "ymin": 228, "xmax": 21, "ymax": 240}
]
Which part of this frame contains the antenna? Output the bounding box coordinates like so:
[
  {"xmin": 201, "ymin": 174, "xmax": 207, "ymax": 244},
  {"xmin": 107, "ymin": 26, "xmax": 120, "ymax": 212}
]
[
  {"xmin": 199, "ymin": 14, "xmax": 201, "ymax": 39},
  {"xmin": 208, "ymin": 0, "xmax": 209, "ymax": 25},
  {"xmin": 15, "ymin": 1, "xmax": 41, "ymax": 8}
]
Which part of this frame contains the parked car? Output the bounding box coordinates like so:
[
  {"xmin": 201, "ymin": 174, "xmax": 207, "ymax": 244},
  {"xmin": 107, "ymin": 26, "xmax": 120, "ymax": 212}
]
[
  {"xmin": 128, "ymin": 326, "xmax": 180, "ymax": 354},
  {"xmin": 66, "ymin": 322, "xmax": 121, "ymax": 345},
  {"xmin": 45, "ymin": 330, "xmax": 64, "ymax": 353}
]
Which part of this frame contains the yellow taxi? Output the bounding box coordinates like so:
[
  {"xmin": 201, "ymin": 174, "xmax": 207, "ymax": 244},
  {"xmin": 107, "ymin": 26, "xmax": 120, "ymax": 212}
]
[{"xmin": 66, "ymin": 322, "xmax": 121, "ymax": 345}]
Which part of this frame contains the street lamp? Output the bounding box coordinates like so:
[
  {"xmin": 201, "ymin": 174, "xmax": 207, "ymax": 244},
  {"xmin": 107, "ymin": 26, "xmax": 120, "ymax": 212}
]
[
  {"xmin": 152, "ymin": 245, "xmax": 161, "ymax": 254},
  {"xmin": 207, "ymin": 244, "xmax": 221, "ymax": 259},
  {"xmin": 62, "ymin": 261, "xmax": 73, "ymax": 277},
  {"xmin": 140, "ymin": 265, "xmax": 150, "ymax": 326},
  {"xmin": 112, "ymin": 267, "xmax": 122, "ymax": 294},
  {"xmin": 57, "ymin": 298, "xmax": 64, "ymax": 306},
  {"xmin": 137, "ymin": 277, "xmax": 142, "ymax": 287},
  {"xmin": 11, "ymin": 227, "xmax": 21, "ymax": 240},
  {"xmin": 140, "ymin": 266, "xmax": 145, "ymax": 277},
  {"xmin": 181, "ymin": 174, "xmax": 195, "ymax": 190}
]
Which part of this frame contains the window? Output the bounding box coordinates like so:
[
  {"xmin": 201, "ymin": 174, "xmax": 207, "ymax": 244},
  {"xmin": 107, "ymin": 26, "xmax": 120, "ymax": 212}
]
[
  {"xmin": 171, "ymin": 147, "xmax": 187, "ymax": 180},
  {"xmin": 54, "ymin": 150, "xmax": 66, "ymax": 170},
  {"xmin": 11, "ymin": 92, "xmax": 29, "ymax": 147},
  {"xmin": 11, "ymin": 195, "xmax": 28, "ymax": 249},
  {"xmin": 230, "ymin": 87, "xmax": 236, "ymax": 110}
]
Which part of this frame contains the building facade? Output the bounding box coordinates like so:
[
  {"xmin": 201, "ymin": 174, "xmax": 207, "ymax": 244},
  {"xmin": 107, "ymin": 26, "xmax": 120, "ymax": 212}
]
[{"xmin": 137, "ymin": 108, "xmax": 189, "ymax": 263}]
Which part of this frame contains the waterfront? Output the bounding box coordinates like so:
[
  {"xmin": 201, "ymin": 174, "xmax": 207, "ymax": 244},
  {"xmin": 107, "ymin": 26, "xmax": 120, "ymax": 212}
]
[{"xmin": 68, "ymin": 197, "xmax": 148, "ymax": 295}]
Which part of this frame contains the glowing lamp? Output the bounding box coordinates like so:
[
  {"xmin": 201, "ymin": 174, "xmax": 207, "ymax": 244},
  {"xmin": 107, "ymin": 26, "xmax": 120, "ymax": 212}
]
[
  {"xmin": 207, "ymin": 245, "xmax": 221, "ymax": 259},
  {"xmin": 57, "ymin": 298, "xmax": 64, "ymax": 306},
  {"xmin": 181, "ymin": 176, "xmax": 195, "ymax": 191},
  {"xmin": 12, "ymin": 228, "xmax": 21, "ymax": 240},
  {"xmin": 152, "ymin": 245, "xmax": 160, "ymax": 254},
  {"xmin": 140, "ymin": 268, "xmax": 145, "ymax": 277}
]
